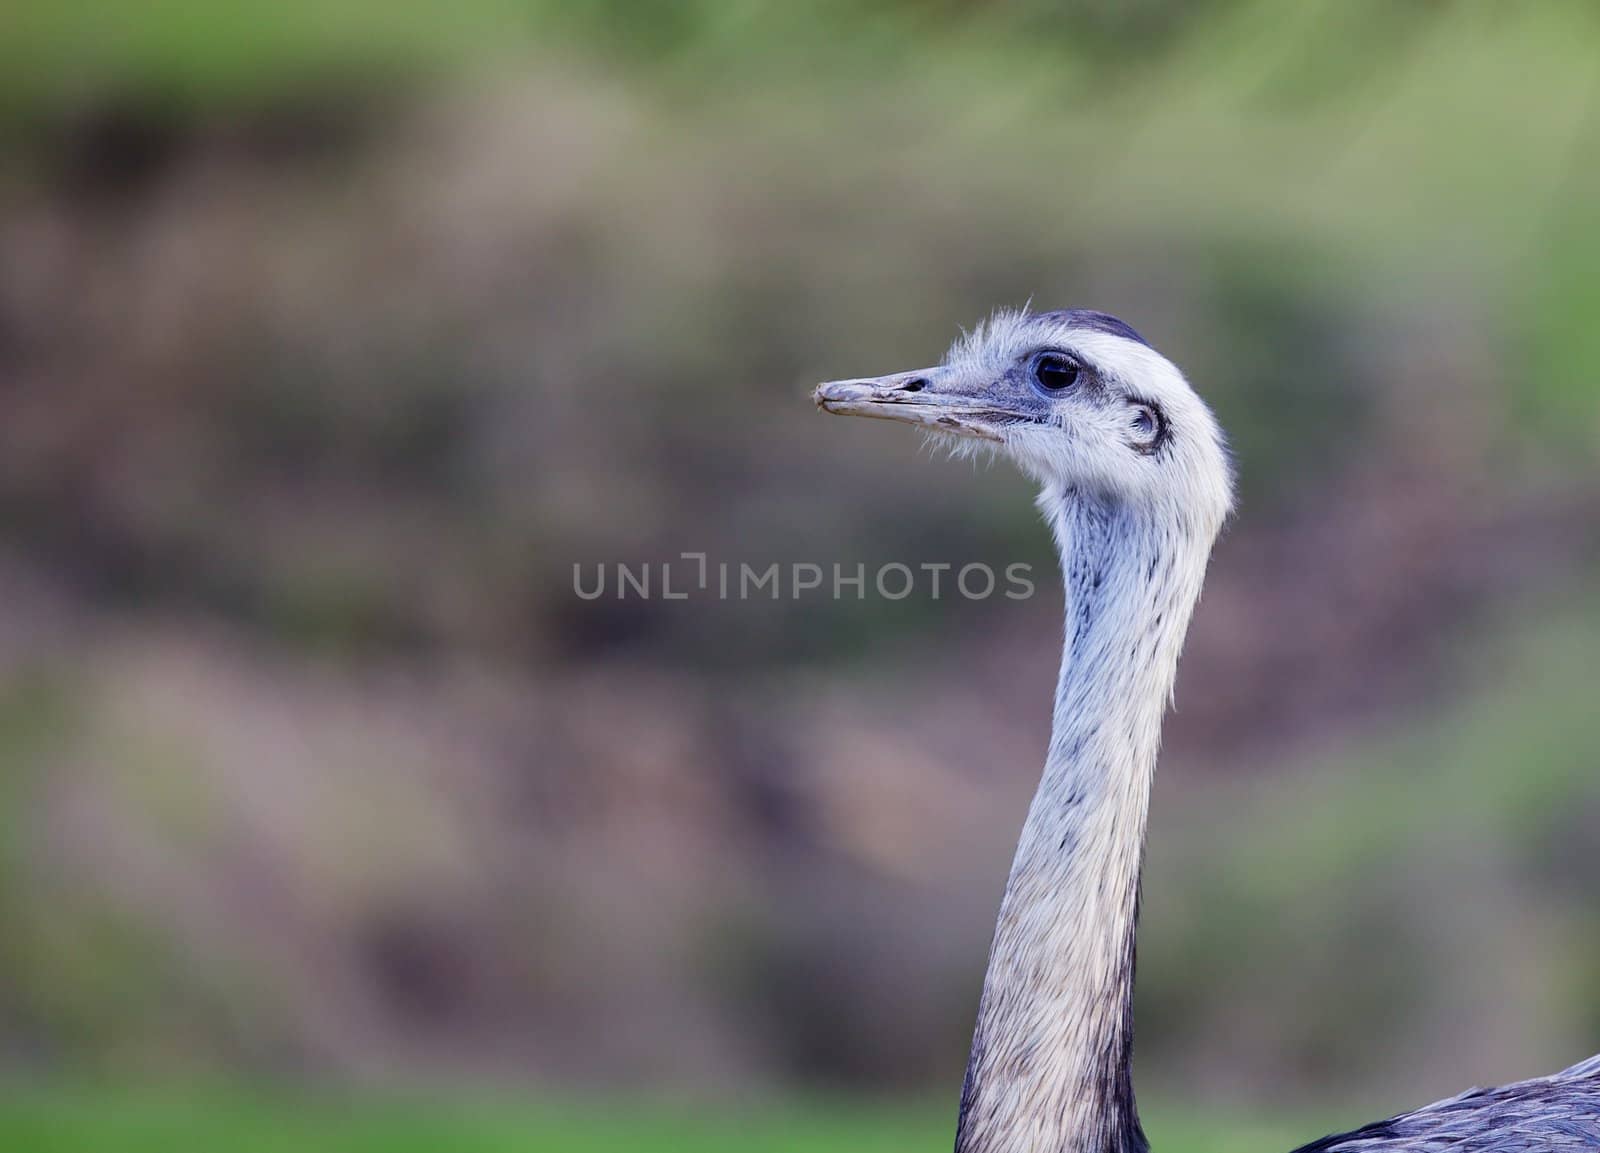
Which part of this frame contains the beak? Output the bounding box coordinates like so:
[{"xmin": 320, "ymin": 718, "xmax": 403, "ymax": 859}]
[{"xmin": 813, "ymin": 367, "xmax": 1005, "ymax": 442}]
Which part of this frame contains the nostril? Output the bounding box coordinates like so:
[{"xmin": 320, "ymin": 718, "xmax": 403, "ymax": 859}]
[{"xmin": 902, "ymin": 378, "xmax": 927, "ymax": 392}]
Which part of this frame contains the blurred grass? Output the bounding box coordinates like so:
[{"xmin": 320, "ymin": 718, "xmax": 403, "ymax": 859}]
[
  {"xmin": 0, "ymin": 1087, "xmax": 1312, "ymax": 1153},
  {"xmin": 0, "ymin": 1, "xmax": 530, "ymax": 113},
  {"xmin": 5, "ymin": 1, "xmax": 1597, "ymax": 435},
  {"xmin": 1140, "ymin": 587, "xmax": 1600, "ymax": 1092}
]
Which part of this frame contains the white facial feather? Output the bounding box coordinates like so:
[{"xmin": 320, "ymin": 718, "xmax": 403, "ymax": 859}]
[{"xmin": 943, "ymin": 309, "xmax": 1235, "ymax": 534}]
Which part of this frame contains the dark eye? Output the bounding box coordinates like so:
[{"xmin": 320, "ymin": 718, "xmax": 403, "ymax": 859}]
[{"xmin": 1033, "ymin": 353, "xmax": 1081, "ymax": 392}]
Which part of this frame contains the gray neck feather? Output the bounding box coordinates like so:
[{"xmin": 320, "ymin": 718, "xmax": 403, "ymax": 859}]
[{"xmin": 954, "ymin": 485, "xmax": 1215, "ymax": 1153}]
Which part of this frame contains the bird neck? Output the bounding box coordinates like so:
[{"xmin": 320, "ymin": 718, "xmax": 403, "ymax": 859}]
[{"xmin": 955, "ymin": 485, "xmax": 1217, "ymax": 1153}]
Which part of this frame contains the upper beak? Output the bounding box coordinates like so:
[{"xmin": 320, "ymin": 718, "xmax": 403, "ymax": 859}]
[{"xmin": 813, "ymin": 368, "xmax": 1005, "ymax": 442}]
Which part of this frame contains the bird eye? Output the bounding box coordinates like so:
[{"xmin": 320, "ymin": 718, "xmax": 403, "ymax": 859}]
[{"xmin": 1033, "ymin": 353, "xmax": 1081, "ymax": 392}]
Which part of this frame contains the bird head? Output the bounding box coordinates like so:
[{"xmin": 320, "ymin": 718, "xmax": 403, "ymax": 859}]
[{"xmin": 815, "ymin": 309, "xmax": 1234, "ymax": 531}]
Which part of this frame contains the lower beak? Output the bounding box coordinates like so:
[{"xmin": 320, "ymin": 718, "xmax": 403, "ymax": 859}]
[{"xmin": 813, "ymin": 369, "xmax": 1005, "ymax": 442}]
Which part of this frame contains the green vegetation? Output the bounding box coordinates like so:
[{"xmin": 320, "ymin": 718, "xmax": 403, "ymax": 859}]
[
  {"xmin": 0, "ymin": 1087, "xmax": 1311, "ymax": 1153},
  {"xmin": 8, "ymin": 3, "xmax": 1597, "ymax": 431},
  {"xmin": 1141, "ymin": 590, "xmax": 1600, "ymax": 1086}
]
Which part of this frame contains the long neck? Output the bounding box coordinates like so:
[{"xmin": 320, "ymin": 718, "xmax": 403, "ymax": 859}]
[{"xmin": 955, "ymin": 486, "xmax": 1216, "ymax": 1153}]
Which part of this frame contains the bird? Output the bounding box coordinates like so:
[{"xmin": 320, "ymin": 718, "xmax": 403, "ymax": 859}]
[{"xmin": 813, "ymin": 307, "xmax": 1600, "ymax": 1153}]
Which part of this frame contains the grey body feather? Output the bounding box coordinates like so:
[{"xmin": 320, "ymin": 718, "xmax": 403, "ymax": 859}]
[
  {"xmin": 1293, "ymin": 1055, "xmax": 1600, "ymax": 1151},
  {"xmin": 813, "ymin": 309, "xmax": 1600, "ymax": 1153}
]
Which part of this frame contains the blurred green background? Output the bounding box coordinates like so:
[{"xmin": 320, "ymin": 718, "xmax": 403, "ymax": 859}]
[{"xmin": 1, "ymin": 1, "xmax": 1599, "ymax": 1149}]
